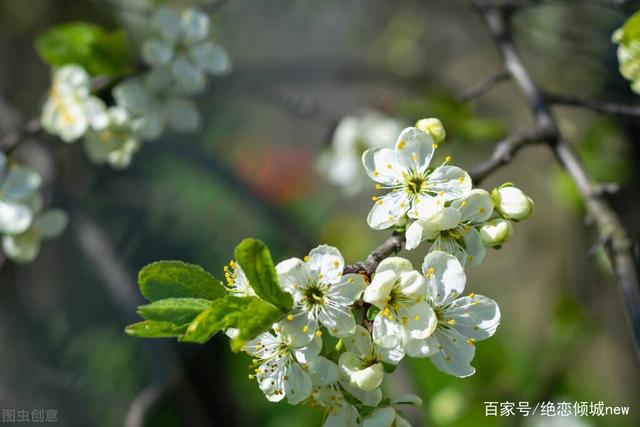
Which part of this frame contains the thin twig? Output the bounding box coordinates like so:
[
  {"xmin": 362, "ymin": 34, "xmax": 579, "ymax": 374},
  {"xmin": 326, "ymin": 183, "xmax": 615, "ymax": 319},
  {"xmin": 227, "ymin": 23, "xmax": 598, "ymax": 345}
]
[
  {"xmin": 344, "ymin": 233, "xmax": 405, "ymax": 278},
  {"xmin": 468, "ymin": 127, "xmax": 551, "ymax": 183},
  {"xmin": 474, "ymin": 0, "xmax": 640, "ymax": 361},
  {"xmin": 548, "ymin": 94, "xmax": 640, "ymax": 118},
  {"xmin": 457, "ymin": 70, "xmax": 510, "ymax": 102}
]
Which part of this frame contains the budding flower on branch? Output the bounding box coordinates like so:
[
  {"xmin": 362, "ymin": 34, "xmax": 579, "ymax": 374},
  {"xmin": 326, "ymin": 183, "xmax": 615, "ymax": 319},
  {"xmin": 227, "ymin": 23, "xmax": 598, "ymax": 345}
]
[
  {"xmin": 491, "ymin": 184, "xmax": 534, "ymax": 221},
  {"xmin": 416, "ymin": 117, "xmax": 446, "ymax": 145},
  {"xmin": 479, "ymin": 218, "xmax": 513, "ymax": 248}
]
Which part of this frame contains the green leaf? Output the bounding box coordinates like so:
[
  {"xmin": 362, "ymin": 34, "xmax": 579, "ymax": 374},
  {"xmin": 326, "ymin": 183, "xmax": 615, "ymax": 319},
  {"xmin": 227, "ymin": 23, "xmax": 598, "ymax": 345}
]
[
  {"xmin": 618, "ymin": 11, "xmax": 640, "ymax": 44},
  {"xmin": 180, "ymin": 295, "xmax": 283, "ymax": 345},
  {"xmin": 233, "ymin": 238, "xmax": 293, "ymax": 311},
  {"xmin": 137, "ymin": 298, "xmax": 212, "ymax": 325},
  {"xmin": 35, "ymin": 22, "xmax": 133, "ymax": 77},
  {"xmin": 138, "ymin": 261, "xmax": 227, "ymax": 302},
  {"xmin": 125, "ymin": 320, "xmax": 188, "ymax": 338}
]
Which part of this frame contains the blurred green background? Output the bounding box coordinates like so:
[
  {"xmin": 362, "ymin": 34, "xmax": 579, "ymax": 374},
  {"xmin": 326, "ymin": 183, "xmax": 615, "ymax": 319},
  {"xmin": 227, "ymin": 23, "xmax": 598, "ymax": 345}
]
[{"xmin": 0, "ymin": 0, "xmax": 639, "ymax": 426}]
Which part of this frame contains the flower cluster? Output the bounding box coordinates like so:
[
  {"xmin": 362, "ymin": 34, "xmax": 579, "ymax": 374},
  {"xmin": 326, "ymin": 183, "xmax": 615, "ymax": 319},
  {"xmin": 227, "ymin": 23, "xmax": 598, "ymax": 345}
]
[
  {"xmin": 225, "ymin": 119, "xmax": 530, "ymax": 425},
  {"xmin": 317, "ymin": 112, "xmax": 405, "ymax": 196},
  {"xmin": 40, "ymin": 6, "xmax": 231, "ymax": 169},
  {"xmin": 225, "ymin": 241, "xmax": 497, "ymax": 426},
  {"xmin": 364, "ymin": 120, "xmax": 533, "ymax": 267},
  {"xmin": 0, "ymin": 152, "xmax": 67, "ymax": 264}
]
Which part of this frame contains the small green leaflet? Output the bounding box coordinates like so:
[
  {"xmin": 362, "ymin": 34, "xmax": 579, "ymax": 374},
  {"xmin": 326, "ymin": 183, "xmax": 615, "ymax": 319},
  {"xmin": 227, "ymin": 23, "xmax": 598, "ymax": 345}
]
[
  {"xmin": 138, "ymin": 261, "xmax": 227, "ymax": 302},
  {"xmin": 137, "ymin": 298, "xmax": 212, "ymax": 325},
  {"xmin": 125, "ymin": 320, "xmax": 188, "ymax": 338},
  {"xmin": 180, "ymin": 295, "xmax": 282, "ymax": 347},
  {"xmin": 36, "ymin": 22, "xmax": 133, "ymax": 77},
  {"xmin": 126, "ymin": 241, "xmax": 292, "ymax": 348},
  {"xmin": 234, "ymin": 238, "xmax": 293, "ymax": 311}
]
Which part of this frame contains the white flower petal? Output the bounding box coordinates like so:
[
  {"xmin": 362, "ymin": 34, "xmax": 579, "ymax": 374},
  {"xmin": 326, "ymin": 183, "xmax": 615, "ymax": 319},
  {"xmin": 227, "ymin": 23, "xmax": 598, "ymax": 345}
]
[
  {"xmin": 319, "ymin": 305, "xmax": 356, "ymax": 338},
  {"xmin": 2, "ymin": 167, "xmax": 41, "ymax": 199},
  {"xmin": 141, "ymin": 38, "xmax": 175, "ymax": 67},
  {"xmin": 407, "ymin": 195, "xmax": 443, "ymax": 220},
  {"xmin": 404, "ymin": 221, "xmax": 425, "ymax": 250},
  {"xmin": 180, "ymin": 8, "xmax": 210, "ymax": 44},
  {"xmin": 276, "ymin": 257, "xmax": 312, "ymax": 294},
  {"xmin": 2, "ymin": 232, "xmax": 40, "ymax": 264},
  {"xmin": 279, "ymin": 309, "xmax": 316, "ymax": 347},
  {"xmin": 372, "ymin": 313, "xmax": 403, "ymax": 349},
  {"xmin": 324, "ymin": 403, "xmax": 360, "ymax": 427},
  {"xmin": 397, "ymin": 271, "xmax": 426, "ymax": 298},
  {"xmin": 367, "ymin": 190, "xmax": 410, "ymax": 230},
  {"xmin": 0, "ymin": 200, "xmax": 33, "ymax": 235},
  {"xmin": 426, "ymin": 166, "xmax": 471, "ymax": 201},
  {"xmin": 394, "ymin": 127, "xmax": 434, "ymax": 173},
  {"xmin": 452, "ymin": 189, "xmax": 493, "ymax": 224},
  {"xmin": 294, "ymin": 335, "xmax": 323, "ymax": 362},
  {"xmin": 308, "ymin": 245, "xmax": 344, "ymax": 284},
  {"xmin": 461, "ymin": 228, "xmax": 485, "ymax": 267},
  {"xmin": 437, "ymin": 207, "xmax": 462, "ymax": 230},
  {"xmin": 362, "ymin": 148, "xmax": 403, "ymax": 185},
  {"xmin": 34, "ymin": 209, "xmax": 68, "ymax": 239},
  {"xmin": 340, "ymin": 379, "xmax": 382, "ymax": 407},
  {"xmin": 327, "ymin": 274, "xmax": 366, "ymax": 305},
  {"xmin": 406, "ymin": 335, "xmax": 439, "ymax": 358},
  {"xmin": 189, "ymin": 42, "xmax": 231, "ymax": 75},
  {"xmin": 375, "ymin": 257, "xmax": 413, "ymax": 275},
  {"xmin": 152, "ymin": 7, "xmax": 182, "ymax": 42},
  {"xmin": 307, "ymin": 356, "xmax": 339, "ymax": 387},
  {"xmin": 446, "ymin": 295, "xmax": 500, "ymax": 341},
  {"xmin": 171, "ymin": 56, "xmax": 206, "ymax": 94},
  {"xmin": 165, "ymin": 98, "xmax": 201, "ymax": 132},
  {"xmin": 422, "ymin": 251, "xmax": 466, "ymax": 306},
  {"xmin": 339, "ymin": 353, "xmax": 383, "ymax": 392},
  {"xmin": 376, "ymin": 341, "xmax": 405, "ymax": 365},
  {"xmin": 344, "ymin": 325, "xmax": 374, "ymax": 358},
  {"xmin": 430, "ymin": 329, "xmax": 476, "ymax": 378},
  {"xmin": 400, "ymin": 301, "xmax": 437, "ymax": 340},
  {"xmin": 363, "ymin": 407, "xmax": 396, "ymax": 427},
  {"xmin": 363, "ymin": 270, "xmax": 395, "ymax": 309},
  {"xmin": 285, "ymin": 362, "xmax": 312, "ymax": 404}
]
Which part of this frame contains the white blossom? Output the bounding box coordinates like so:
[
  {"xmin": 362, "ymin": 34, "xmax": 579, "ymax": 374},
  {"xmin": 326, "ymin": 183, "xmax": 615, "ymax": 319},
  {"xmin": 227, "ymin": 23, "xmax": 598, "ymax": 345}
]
[
  {"xmin": 317, "ymin": 113, "xmax": 404, "ymax": 196},
  {"xmin": 338, "ymin": 326, "xmax": 397, "ymax": 392},
  {"xmin": 41, "ymin": 65, "xmax": 107, "ymax": 142},
  {"xmin": 407, "ymin": 251, "xmax": 500, "ymax": 377},
  {"xmin": 276, "ymin": 245, "xmax": 366, "ymax": 346},
  {"xmin": 113, "ymin": 69, "xmax": 201, "ymax": 140},
  {"xmin": 84, "ymin": 106, "xmax": 141, "ymax": 169},
  {"xmin": 363, "ymin": 126, "xmax": 471, "ymax": 230},
  {"xmin": 0, "ymin": 153, "xmax": 42, "ymax": 235},
  {"xmin": 479, "ymin": 218, "xmax": 513, "ymax": 248},
  {"xmin": 361, "ymin": 394, "xmax": 422, "ymax": 427},
  {"xmin": 222, "ymin": 259, "xmax": 256, "ymax": 298},
  {"xmin": 2, "ymin": 205, "xmax": 68, "ymax": 264},
  {"xmin": 244, "ymin": 329, "xmax": 334, "ymax": 405},
  {"xmin": 491, "ymin": 184, "xmax": 534, "ymax": 221},
  {"xmin": 405, "ymin": 189, "xmax": 494, "ymax": 267},
  {"xmin": 363, "ymin": 257, "xmax": 437, "ymax": 355},
  {"xmin": 142, "ymin": 7, "xmax": 231, "ymax": 94},
  {"xmin": 415, "ymin": 118, "xmax": 446, "ymax": 144}
]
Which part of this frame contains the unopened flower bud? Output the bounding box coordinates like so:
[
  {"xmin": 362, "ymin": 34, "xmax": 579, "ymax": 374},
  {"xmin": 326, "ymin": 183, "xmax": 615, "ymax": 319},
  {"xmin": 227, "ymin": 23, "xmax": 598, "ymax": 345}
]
[
  {"xmin": 480, "ymin": 218, "xmax": 513, "ymax": 248},
  {"xmin": 491, "ymin": 185, "xmax": 534, "ymax": 220},
  {"xmin": 416, "ymin": 118, "xmax": 446, "ymax": 144}
]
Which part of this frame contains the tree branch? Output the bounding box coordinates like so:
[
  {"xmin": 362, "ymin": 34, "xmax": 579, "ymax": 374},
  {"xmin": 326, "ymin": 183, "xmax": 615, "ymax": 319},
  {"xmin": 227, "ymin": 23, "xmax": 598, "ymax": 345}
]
[
  {"xmin": 344, "ymin": 232, "xmax": 405, "ymax": 278},
  {"xmin": 469, "ymin": 127, "xmax": 551, "ymax": 184},
  {"xmin": 548, "ymin": 94, "xmax": 640, "ymax": 118},
  {"xmin": 457, "ymin": 69, "xmax": 510, "ymax": 102},
  {"xmin": 474, "ymin": 0, "xmax": 640, "ymax": 361}
]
